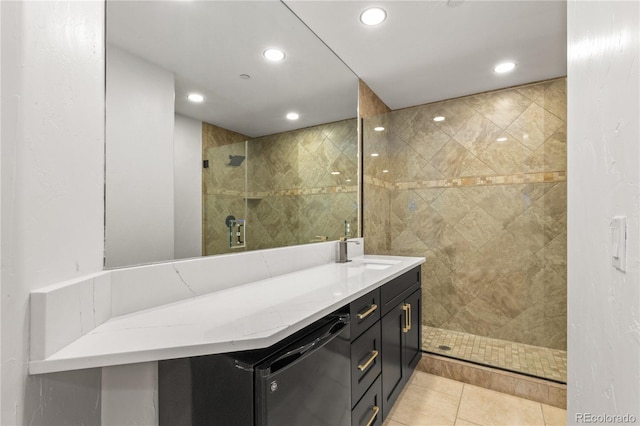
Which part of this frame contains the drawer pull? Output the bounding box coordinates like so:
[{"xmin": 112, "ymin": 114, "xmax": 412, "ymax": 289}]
[
  {"xmin": 365, "ymin": 405, "xmax": 380, "ymax": 426},
  {"xmin": 357, "ymin": 304, "xmax": 378, "ymax": 320},
  {"xmin": 402, "ymin": 304, "xmax": 410, "ymax": 333},
  {"xmin": 358, "ymin": 350, "xmax": 379, "ymax": 371}
]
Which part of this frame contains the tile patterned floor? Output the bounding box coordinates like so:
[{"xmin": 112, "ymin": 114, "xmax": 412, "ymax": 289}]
[
  {"xmin": 423, "ymin": 327, "xmax": 567, "ymax": 383},
  {"xmin": 383, "ymin": 371, "xmax": 567, "ymax": 426}
]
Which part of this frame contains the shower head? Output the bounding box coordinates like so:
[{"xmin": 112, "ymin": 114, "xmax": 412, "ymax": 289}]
[{"xmin": 228, "ymin": 155, "xmax": 246, "ymax": 167}]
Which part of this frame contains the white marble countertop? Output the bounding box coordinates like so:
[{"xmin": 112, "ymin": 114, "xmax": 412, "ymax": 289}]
[{"xmin": 29, "ymin": 255, "xmax": 424, "ymax": 374}]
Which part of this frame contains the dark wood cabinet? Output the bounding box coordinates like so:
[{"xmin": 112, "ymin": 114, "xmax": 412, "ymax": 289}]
[
  {"xmin": 350, "ymin": 266, "xmax": 422, "ymax": 424},
  {"xmin": 379, "ymin": 269, "xmax": 422, "ymax": 420},
  {"xmin": 159, "ymin": 264, "xmax": 422, "ymax": 426}
]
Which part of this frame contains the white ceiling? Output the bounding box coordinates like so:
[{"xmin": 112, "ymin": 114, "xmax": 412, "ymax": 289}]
[
  {"xmin": 286, "ymin": 0, "xmax": 567, "ymax": 110},
  {"xmin": 107, "ymin": 1, "xmax": 358, "ymax": 138},
  {"xmin": 107, "ymin": 0, "xmax": 567, "ymax": 137}
]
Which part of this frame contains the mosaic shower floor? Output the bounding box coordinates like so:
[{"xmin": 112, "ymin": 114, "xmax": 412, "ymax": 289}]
[{"xmin": 423, "ymin": 326, "xmax": 567, "ymax": 383}]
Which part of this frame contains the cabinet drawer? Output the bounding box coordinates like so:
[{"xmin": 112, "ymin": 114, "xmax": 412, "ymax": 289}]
[
  {"xmin": 349, "ymin": 288, "xmax": 381, "ymax": 339},
  {"xmin": 381, "ymin": 266, "xmax": 421, "ymax": 315},
  {"xmin": 351, "ymin": 375, "xmax": 383, "ymax": 426},
  {"xmin": 351, "ymin": 322, "xmax": 382, "ymax": 407}
]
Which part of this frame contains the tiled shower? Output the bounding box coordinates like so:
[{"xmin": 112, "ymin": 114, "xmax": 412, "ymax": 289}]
[
  {"xmin": 203, "ymin": 119, "xmax": 358, "ymax": 256},
  {"xmin": 363, "ymin": 78, "xmax": 567, "ymax": 382}
]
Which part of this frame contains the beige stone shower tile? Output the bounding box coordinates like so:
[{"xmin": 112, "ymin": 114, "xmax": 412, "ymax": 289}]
[
  {"xmin": 431, "ymin": 139, "xmax": 472, "ymax": 178},
  {"xmin": 413, "ymin": 187, "xmax": 446, "ymax": 204},
  {"xmin": 464, "ymin": 89, "xmax": 531, "ymax": 129},
  {"xmin": 408, "ymin": 121, "xmax": 452, "ymax": 161},
  {"xmin": 477, "ymin": 274, "xmax": 529, "ymax": 320},
  {"xmin": 460, "ymin": 155, "xmax": 496, "ymax": 177},
  {"xmin": 536, "ymin": 232, "xmax": 567, "ymax": 281},
  {"xmin": 325, "ymin": 119, "xmax": 357, "ymax": 146},
  {"xmin": 536, "ymin": 182, "xmax": 567, "ymax": 226},
  {"xmin": 521, "ymin": 182, "xmax": 557, "ymax": 202},
  {"xmin": 506, "ymin": 205, "xmax": 565, "ymax": 252},
  {"xmin": 298, "ymin": 127, "xmax": 326, "ymax": 153},
  {"xmin": 478, "ymin": 138, "xmax": 533, "ymax": 174},
  {"xmin": 506, "ymin": 103, "xmax": 565, "ymax": 151},
  {"xmin": 432, "ymin": 100, "xmax": 477, "ymax": 137},
  {"xmin": 454, "ymin": 207, "xmax": 503, "ymax": 249},
  {"xmin": 459, "ymin": 185, "xmax": 496, "ymax": 203},
  {"xmin": 476, "ymin": 185, "xmax": 528, "ymax": 227},
  {"xmin": 453, "ymin": 300, "xmax": 512, "ymax": 337},
  {"xmin": 478, "ymin": 230, "xmax": 535, "ymax": 272},
  {"xmin": 411, "ymin": 206, "xmax": 448, "ymax": 245},
  {"xmin": 453, "ymin": 112, "xmax": 504, "ymax": 156},
  {"xmin": 517, "ymin": 81, "xmax": 547, "ymax": 102},
  {"xmin": 430, "ymin": 188, "xmax": 475, "ymax": 226},
  {"xmin": 391, "ymin": 228, "xmax": 429, "ymax": 253},
  {"xmin": 527, "ymin": 131, "xmax": 567, "ymax": 172},
  {"xmin": 433, "ymin": 225, "xmax": 477, "ymax": 271},
  {"xmin": 538, "ymin": 79, "xmax": 567, "ymax": 122}
]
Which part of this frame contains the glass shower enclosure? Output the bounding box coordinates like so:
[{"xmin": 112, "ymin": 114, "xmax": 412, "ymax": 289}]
[{"xmin": 362, "ymin": 79, "xmax": 567, "ymax": 383}]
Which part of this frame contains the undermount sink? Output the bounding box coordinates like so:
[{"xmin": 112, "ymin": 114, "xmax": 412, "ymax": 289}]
[{"xmin": 350, "ymin": 259, "xmax": 401, "ymax": 270}]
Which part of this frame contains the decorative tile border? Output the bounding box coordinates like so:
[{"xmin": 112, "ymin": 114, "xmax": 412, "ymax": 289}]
[
  {"xmin": 365, "ymin": 171, "xmax": 566, "ymax": 190},
  {"xmin": 207, "ymin": 185, "xmax": 358, "ymax": 198}
]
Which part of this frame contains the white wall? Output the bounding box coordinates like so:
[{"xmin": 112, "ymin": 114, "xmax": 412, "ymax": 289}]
[
  {"xmin": 174, "ymin": 114, "xmax": 203, "ymax": 259},
  {"xmin": 1, "ymin": 1, "xmax": 105, "ymax": 424},
  {"xmin": 567, "ymin": 1, "xmax": 640, "ymax": 424},
  {"xmin": 105, "ymin": 45, "xmax": 176, "ymax": 268},
  {"xmin": 102, "ymin": 362, "xmax": 158, "ymax": 426}
]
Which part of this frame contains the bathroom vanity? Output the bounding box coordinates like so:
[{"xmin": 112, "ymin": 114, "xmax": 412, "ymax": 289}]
[
  {"xmin": 158, "ymin": 265, "xmax": 422, "ymax": 426},
  {"xmin": 29, "ymin": 239, "xmax": 423, "ymax": 425}
]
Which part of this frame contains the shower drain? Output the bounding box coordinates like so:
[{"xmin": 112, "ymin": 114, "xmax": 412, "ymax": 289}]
[{"xmin": 438, "ymin": 345, "xmax": 452, "ymax": 351}]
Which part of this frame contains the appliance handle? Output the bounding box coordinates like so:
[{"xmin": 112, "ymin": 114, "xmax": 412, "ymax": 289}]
[{"xmin": 264, "ymin": 314, "xmax": 349, "ymax": 372}]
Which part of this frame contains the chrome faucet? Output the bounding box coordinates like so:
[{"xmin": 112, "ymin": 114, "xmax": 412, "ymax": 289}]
[{"xmin": 337, "ymin": 237, "xmax": 361, "ymax": 263}]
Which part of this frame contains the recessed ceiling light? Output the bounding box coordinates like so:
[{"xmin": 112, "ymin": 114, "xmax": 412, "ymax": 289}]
[
  {"xmin": 371, "ymin": 153, "xmax": 379, "ymax": 157},
  {"xmin": 286, "ymin": 112, "xmax": 299, "ymax": 120},
  {"xmin": 496, "ymin": 137, "xmax": 508, "ymax": 142},
  {"xmin": 494, "ymin": 62, "xmax": 516, "ymax": 73},
  {"xmin": 360, "ymin": 7, "xmax": 387, "ymax": 26},
  {"xmin": 331, "ymin": 171, "xmax": 341, "ymax": 175},
  {"xmin": 374, "ymin": 126, "xmax": 385, "ymax": 132},
  {"xmin": 433, "ymin": 116, "xmax": 445, "ymax": 122},
  {"xmin": 264, "ymin": 48, "xmax": 285, "ymax": 62},
  {"xmin": 187, "ymin": 93, "xmax": 205, "ymax": 103},
  {"xmin": 382, "ymin": 169, "xmax": 389, "ymax": 173},
  {"xmin": 346, "ymin": 179, "xmax": 352, "ymax": 182}
]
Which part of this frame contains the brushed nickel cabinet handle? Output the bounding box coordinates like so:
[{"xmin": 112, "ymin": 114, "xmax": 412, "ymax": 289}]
[
  {"xmin": 358, "ymin": 350, "xmax": 379, "ymax": 371},
  {"xmin": 365, "ymin": 405, "xmax": 380, "ymax": 426},
  {"xmin": 357, "ymin": 304, "xmax": 378, "ymax": 320}
]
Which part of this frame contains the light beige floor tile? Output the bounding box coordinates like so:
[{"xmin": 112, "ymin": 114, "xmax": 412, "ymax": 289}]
[
  {"xmin": 542, "ymin": 404, "xmax": 567, "ymax": 426},
  {"xmin": 388, "ymin": 384, "xmax": 460, "ymax": 426},
  {"xmin": 409, "ymin": 371, "xmax": 465, "ymax": 398},
  {"xmin": 455, "ymin": 419, "xmax": 482, "ymax": 426},
  {"xmin": 383, "ymin": 419, "xmax": 410, "ymax": 426},
  {"xmin": 457, "ymin": 384, "xmax": 545, "ymax": 426}
]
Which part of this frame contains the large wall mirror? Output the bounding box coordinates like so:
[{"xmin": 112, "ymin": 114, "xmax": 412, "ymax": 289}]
[{"xmin": 105, "ymin": 1, "xmax": 359, "ymax": 268}]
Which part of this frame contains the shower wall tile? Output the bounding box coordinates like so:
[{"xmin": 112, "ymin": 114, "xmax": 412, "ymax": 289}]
[
  {"xmin": 204, "ymin": 118, "xmax": 357, "ymax": 255},
  {"xmin": 202, "ymin": 122, "xmax": 247, "ymax": 149},
  {"xmin": 363, "ymin": 78, "xmax": 567, "ymax": 351},
  {"xmin": 359, "ymin": 79, "xmax": 392, "ymax": 118}
]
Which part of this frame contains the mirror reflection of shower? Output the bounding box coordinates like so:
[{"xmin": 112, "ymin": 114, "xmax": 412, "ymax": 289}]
[{"xmin": 228, "ymin": 155, "xmax": 245, "ymax": 167}]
